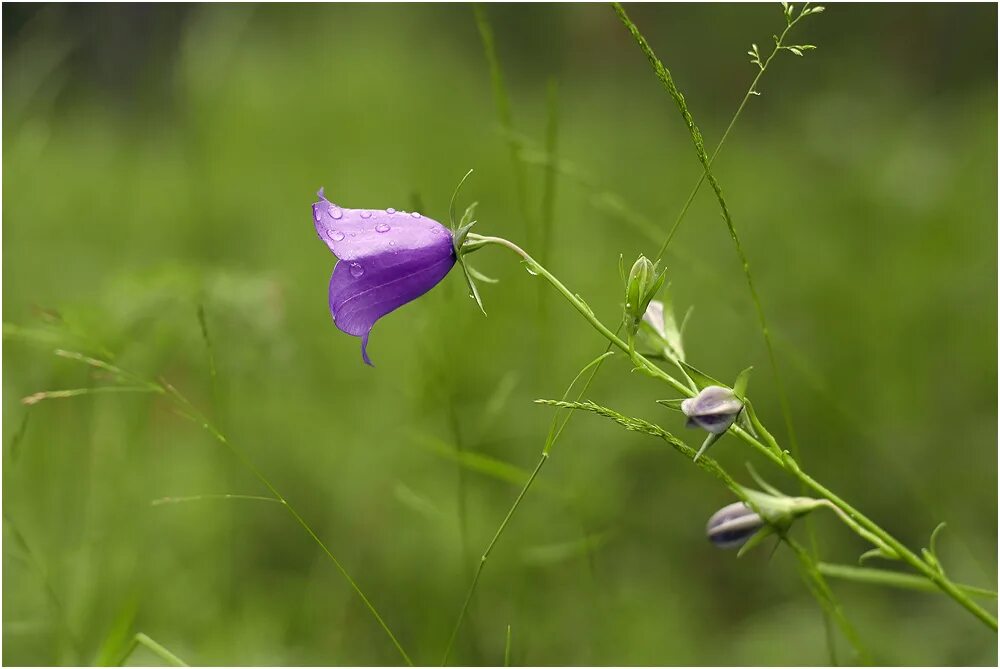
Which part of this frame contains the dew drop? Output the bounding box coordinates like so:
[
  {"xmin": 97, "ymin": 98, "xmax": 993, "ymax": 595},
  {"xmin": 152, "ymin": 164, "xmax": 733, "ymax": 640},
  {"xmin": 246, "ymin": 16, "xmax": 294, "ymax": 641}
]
[
  {"xmin": 411, "ymin": 211, "xmax": 421, "ymax": 218},
  {"xmin": 360, "ymin": 210, "xmax": 372, "ymax": 219},
  {"xmin": 314, "ymin": 210, "xmax": 323, "ymax": 222},
  {"xmin": 389, "ymin": 241, "xmax": 396, "ymax": 246},
  {"xmin": 386, "ymin": 207, "xmax": 396, "ymax": 214},
  {"xmin": 331, "ymin": 207, "xmax": 343, "ymax": 220},
  {"xmin": 375, "ymin": 223, "xmax": 391, "ymax": 233},
  {"xmin": 330, "ymin": 230, "xmax": 345, "ymax": 242},
  {"xmin": 350, "ymin": 263, "xmax": 364, "ymax": 278}
]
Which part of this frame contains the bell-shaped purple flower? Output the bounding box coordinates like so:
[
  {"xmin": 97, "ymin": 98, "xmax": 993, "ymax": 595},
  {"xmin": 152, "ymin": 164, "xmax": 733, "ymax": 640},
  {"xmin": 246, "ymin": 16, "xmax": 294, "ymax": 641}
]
[
  {"xmin": 681, "ymin": 385, "xmax": 744, "ymax": 434},
  {"xmin": 313, "ymin": 189, "xmax": 456, "ymax": 365}
]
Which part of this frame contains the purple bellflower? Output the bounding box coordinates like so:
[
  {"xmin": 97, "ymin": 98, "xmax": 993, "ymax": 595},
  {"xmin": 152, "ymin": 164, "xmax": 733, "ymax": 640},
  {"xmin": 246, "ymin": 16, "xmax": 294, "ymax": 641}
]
[{"xmin": 313, "ymin": 188, "xmax": 456, "ymax": 366}]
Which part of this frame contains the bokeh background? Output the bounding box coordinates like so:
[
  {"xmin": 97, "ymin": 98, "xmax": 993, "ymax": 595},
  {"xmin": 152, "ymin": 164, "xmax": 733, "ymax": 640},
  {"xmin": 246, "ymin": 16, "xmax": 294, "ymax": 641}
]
[{"xmin": 3, "ymin": 3, "xmax": 997, "ymax": 666}]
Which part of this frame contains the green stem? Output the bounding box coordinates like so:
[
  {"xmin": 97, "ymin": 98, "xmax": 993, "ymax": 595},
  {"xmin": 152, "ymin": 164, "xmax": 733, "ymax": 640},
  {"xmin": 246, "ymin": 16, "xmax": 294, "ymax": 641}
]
[
  {"xmin": 613, "ymin": 1, "xmax": 802, "ymax": 464},
  {"xmin": 651, "ymin": 9, "xmax": 800, "ymax": 263},
  {"xmin": 818, "ymin": 563, "xmax": 998, "ymax": 599},
  {"xmin": 793, "ymin": 463, "xmax": 998, "ymax": 630},
  {"xmin": 441, "ymin": 454, "xmax": 548, "ymax": 665},
  {"xmin": 157, "ymin": 381, "xmax": 415, "ymax": 665},
  {"xmin": 467, "ymin": 235, "xmax": 690, "ymax": 395},
  {"xmin": 119, "ymin": 633, "xmax": 189, "ymax": 667},
  {"xmin": 466, "ymin": 233, "xmax": 998, "ymax": 631},
  {"xmin": 440, "ymin": 349, "xmax": 615, "ymax": 664},
  {"xmin": 784, "ymin": 539, "xmax": 871, "ymax": 664}
]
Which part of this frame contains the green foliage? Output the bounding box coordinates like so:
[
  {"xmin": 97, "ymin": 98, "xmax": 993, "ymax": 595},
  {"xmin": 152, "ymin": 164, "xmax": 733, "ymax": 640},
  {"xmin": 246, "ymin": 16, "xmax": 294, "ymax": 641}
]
[{"xmin": 3, "ymin": 3, "xmax": 997, "ymax": 666}]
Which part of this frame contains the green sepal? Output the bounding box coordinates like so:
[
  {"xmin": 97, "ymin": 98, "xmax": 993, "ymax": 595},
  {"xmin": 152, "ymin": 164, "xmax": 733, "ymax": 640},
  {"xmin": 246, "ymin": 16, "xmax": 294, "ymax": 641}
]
[
  {"xmin": 733, "ymin": 366, "xmax": 753, "ymax": 400},
  {"xmin": 459, "ymin": 201, "xmax": 478, "ymax": 229},
  {"xmin": 453, "ymin": 219, "xmax": 478, "ymax": 251},
  {"xmin": 456, "ymin": 252, "xmax": 487, "ymax": 315},
  {"xmin": 926, "ymin": 521, "xmax": 947, "ymax": 573},
  {"xmin": 655, "ymin": 398, "xmax": 686, "ymax": 411},
  {"xmin": 448, "ymin": 168, "xmax": 475, "ymax": 228},
  {"xmin": 859, "ymin": 547, "xmax": 899, "ymax": 565},
  {"xmin": 466, "ymin": 265, "xmax": 498, "ymax": 284},
  {"xmin": 737, "ymin": 525, "xmax": 777, "ymax": 558},
  {"xmin": 745, "ymin": 462, "xmax": 783, "ymax": 497},
  {"xmin": 677, "ymin": 359, "xmax": 725, "ymax": 390},
  {"xmin": 738, "ymin": 409, "xmax": 758, "ymax": 437},
  {"xmin": 693, "ymin": 431, "xmax": 722, "ymax": 462}
]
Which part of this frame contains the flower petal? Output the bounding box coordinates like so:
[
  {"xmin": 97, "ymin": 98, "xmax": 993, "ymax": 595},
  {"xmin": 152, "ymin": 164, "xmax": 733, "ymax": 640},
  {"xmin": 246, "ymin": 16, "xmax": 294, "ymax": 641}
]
[
  {"xmin": 313, "ymin": 192, "xmax": 450, "ymax": 262},
  {"xmin": 682, "ymin": 385, "xmax": 743, "ymax": 417}
]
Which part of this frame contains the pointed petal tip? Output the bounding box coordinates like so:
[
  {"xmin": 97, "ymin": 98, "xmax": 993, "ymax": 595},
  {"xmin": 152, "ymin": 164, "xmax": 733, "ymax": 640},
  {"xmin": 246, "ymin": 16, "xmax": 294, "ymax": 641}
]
[
  {"xmin": 361, "ymin": 332, "xmax": 374, "ymax": 367},
  {"xmin": 317, "ymin": 187, "xmax": 326, "ymax": 201}
]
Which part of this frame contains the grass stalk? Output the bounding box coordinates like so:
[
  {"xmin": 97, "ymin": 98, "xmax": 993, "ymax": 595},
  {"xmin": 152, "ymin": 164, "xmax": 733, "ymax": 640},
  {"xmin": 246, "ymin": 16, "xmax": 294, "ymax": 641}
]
[
  {"xmin": 439, "ymin": 349, "xmax": 613, "ymax": 664},
  {"xmin": 118, "ymin": 632, "xmax": 189, "ymax": 667},
  {"xmin": 41, "ymin": 350, "xmax": 415, "ymax": 665}
]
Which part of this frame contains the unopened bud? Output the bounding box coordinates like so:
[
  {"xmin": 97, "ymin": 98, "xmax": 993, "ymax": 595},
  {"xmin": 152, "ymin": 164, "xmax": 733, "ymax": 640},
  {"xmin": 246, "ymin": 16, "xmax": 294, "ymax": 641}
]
[
  {"xmin": 624, "ymin": 255, "xmax": 666, "ymax": 331},
  {"xmin": 706, "ymin": 501, "xmax": 764, "ymax": 549},
  {"xmin": 681, "ymin": 385, "xmax": 744, "ymax": 435}
]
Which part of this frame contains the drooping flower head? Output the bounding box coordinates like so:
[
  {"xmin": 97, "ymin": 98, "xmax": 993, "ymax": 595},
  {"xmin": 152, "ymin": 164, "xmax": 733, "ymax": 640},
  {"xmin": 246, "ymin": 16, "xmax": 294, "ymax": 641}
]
[{"xmin": 313, "ymin": 189, "xmax": 456, "ymax": 365}]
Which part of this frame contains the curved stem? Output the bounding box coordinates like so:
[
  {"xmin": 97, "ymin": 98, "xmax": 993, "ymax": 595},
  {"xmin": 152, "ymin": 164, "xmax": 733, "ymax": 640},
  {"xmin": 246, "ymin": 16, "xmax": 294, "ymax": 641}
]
[
  {"xmin": 817, "ymin": 563, "xmax": 998, "ymax": 600},
  {"xmin": 466, "ymin": 233, "xmax": 998, "ymax": 631}
]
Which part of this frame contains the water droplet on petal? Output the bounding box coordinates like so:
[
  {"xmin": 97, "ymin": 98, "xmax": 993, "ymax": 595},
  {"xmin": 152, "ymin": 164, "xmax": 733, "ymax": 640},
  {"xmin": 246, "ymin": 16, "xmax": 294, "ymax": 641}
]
[
  {"xmin": 331, "ymin": 207, "xmax": 343, "ymax": 220},
  {"xmin": 411, "ymin": 211, "xmax": 421, "ymax": 218},
  {"xmin": 375, "ymin": 223, "xmax": 391, "ymax": 233},
  {"xmin": 386, "ymin": 207, "xmax": 396, "ymax": 214},
  {"xmin": 360, "ymin": 210, "xmax": 372, "ymax": 219},
  {"xmin": 388, "ymin": 240, "xmax": 396, "ymax": 246},
  {"xmin": 331, "ymin": 230, "xmax": 345, "ymax": 242},
  {"xmin": 314, "ymin": 210, "xmax": 323, "ymax": 222},
  {"xmin": 350, "ymin": 263, "xmax": 364, "ymax": 278}
]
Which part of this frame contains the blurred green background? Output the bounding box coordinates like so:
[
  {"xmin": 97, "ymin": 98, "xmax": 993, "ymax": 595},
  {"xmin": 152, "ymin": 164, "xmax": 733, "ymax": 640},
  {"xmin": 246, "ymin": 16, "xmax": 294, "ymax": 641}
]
[{"xmin": 3, "ymin": 3, "xmax": 997, "ymax": 666}]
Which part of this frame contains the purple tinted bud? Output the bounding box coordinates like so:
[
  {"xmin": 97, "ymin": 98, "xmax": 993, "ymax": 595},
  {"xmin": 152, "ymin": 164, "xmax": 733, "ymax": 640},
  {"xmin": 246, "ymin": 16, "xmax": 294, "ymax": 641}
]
[
  {"xmin": 681, "ymin": 385, "xmax": 744, "ymax": 434},
  {"xmin": 706, "ymin": 501, "xmax": 764, "ymax": 549},
  {"xmin": 313, "ymin": 189, "xmax": 456, "ymax": 366}
]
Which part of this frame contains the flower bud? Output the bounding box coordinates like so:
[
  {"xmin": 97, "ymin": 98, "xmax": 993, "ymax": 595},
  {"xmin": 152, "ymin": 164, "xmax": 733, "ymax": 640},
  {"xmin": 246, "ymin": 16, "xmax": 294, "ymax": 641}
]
[
  {"xmin": 624, "ymin": 255, "xmax": 666, "ymax": 331},
  {"xmin": 706, "ymin": 501, "xmax": 765, "ymax": 549},
  {"xmin": 681, "ymin": 385, "xmax": 744, "ymax": 434}
]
